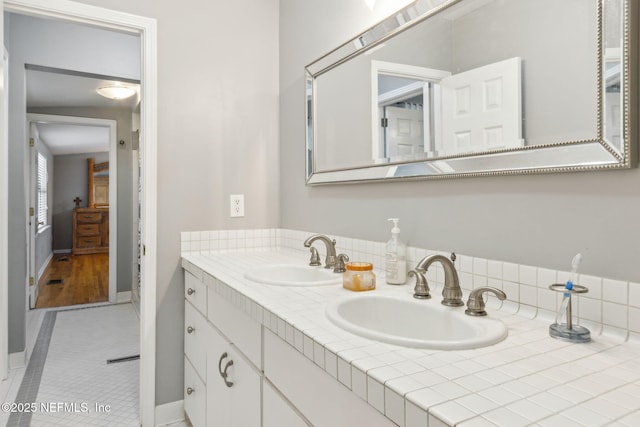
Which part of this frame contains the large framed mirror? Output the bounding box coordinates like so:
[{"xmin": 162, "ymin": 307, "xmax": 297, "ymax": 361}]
[{"xmin": 305, "ymin": 0, "xmax": 637, "ymax": 184}]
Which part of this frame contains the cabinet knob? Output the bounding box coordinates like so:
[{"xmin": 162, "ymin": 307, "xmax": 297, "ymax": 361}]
[
  {"xmin": 187, "ymin": 288, "xmax": 195, "ymax": 295},
  {"xmin": 186, "ymin": 387, "xmax": 194, "ymax": 395},
  {"xmin": 187, "ymin": 326, "xmax": 195, "ymax": 334}
]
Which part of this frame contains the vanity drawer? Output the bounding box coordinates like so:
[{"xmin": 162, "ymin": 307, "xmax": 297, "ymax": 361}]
[
  {"xmin": 184, "ymin": 357, "xmax": 206, "ymax": 427},
  {"xmin": 77, "ymin": 223, "xmax": 100, "ymax": 236},
  {"xmin": 77, "ymin": 212, "xmax": 102, "ymax": 223},
  {"xmin": 185, "ymin": 270, "xmax": 207, "ymax": 315},
  {"xmin": 185, "ymin": 300, "xmax": 208, "ymax": 381},
  {"xmin": 77, "ymin": 236, "xmax": 101, "ymax": 247}
]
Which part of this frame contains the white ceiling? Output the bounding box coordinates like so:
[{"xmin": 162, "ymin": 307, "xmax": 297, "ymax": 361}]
[
  {"xmin": 34, "ymin": 122, "xmax": 111, "ymax": 155},
  {"xmin": 27, "ymin": 68, "xmax": 139, "ymax": 155},
  {"xmin": 27, "ymin": 68, "xmax": 140, "ymax": 109}
]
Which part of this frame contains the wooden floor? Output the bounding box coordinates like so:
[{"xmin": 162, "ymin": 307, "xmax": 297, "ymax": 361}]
[{"xmin": 35, "ymin": 253, "xmax": 109, "ymax": 309}]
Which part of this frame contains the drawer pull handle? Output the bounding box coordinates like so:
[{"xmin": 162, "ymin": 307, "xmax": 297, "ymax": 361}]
[
  {"xmin": 218, "ymin": 352, "xmax": 234, "ymax": 388},
  {"xmin": 187, "ymin": 326, "xmax": 195, "ymax": 334},
  {"xmin": 186, "ymin": 387, "xmax": 194, "ymax": 395},
  {"xmin": 187, "ymin": 288, "xmax": 195, "ymax": 295}
]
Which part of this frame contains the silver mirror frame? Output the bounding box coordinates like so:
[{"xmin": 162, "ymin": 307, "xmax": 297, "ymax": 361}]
[{"xmin": 305, "ymin": 0, "xmax": 637, "ymax": 185}]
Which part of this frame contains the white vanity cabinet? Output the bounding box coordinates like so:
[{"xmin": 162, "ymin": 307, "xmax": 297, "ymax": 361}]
[{"xmin": 183, "ymin": 266, "xmax": 262, "ymax": 427}]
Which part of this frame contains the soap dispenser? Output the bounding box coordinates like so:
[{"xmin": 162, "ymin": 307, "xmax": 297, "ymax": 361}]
[{"xmin": 385, "ymin": 218, "xmax": 407, "ymax": 285}]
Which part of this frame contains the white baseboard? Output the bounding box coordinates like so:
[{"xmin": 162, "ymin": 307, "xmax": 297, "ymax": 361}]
[
  {"xmin": 37, "ymin": 252, "xmax": 54, "ymax": 280},
  {"xmin": 155, "ymin": 400, "xmax": 184, "ymax": 426},
  {"xmin": 9, "ymin": 351, "xmax": 25, "ymax": 369},
  {"xmin": 117, "ymin": 291, "xmax": 132, "ymax": 303},
  {"xmin": 53, "ymin": 249, "xmax": 71, "ymax": 254}
]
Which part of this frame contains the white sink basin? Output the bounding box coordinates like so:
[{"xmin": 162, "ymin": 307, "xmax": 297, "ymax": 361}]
[
  {"xmin": 326, "ymin": 294, "xmax": 507, "ymax": 350},
  {"xmin": 244, "ymin": 264, "xmax": 342, "ymax": 287}
]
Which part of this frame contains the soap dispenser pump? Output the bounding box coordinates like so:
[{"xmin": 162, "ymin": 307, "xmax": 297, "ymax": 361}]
[{"xmin": 385, "ymin": 218, "xmax": 407, "ymax": 285}]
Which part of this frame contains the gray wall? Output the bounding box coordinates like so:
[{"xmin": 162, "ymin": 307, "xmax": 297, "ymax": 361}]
[
  {"xmin": 280, "ymin": 0, "xmax": 640, "ymax": 283},
  {"xmin": 7, "ymin": 0, "xmax": 280, "ymax": 406},
  {"xmin": 450, "ymin": 0, "xmax": 597, "ymax": 145},
  {"xmin": 51, "ymin": 151, "xmax": 109, "ymax": 251}
]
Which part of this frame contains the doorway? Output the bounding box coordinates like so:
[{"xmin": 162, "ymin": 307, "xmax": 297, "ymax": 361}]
[
  {"xmin": 26, "ymin": 113, "xmax": 119, "ymax": 309},
  {"xmin": 0, "ymin": 1, "xmax": 158, "ymax": 425}
]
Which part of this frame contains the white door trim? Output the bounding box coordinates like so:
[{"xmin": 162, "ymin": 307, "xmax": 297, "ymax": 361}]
[
  {"xmin": 27, "ymin": 122, "xmax": 36, "ymax": 308},
  {"xmin": 27, "ymin": 113, "xmax": 118, "ymax": 304},
  {"xmin": 371, "ymin": 60, "xmax": 452, "ymax": 160},
  {"xmin": 2, "ymin": 1, "xmax": 158, "ymax": 425},
  {"xmin": 1, "ymin": 47, "xmax": 9, "ymax": 381}
]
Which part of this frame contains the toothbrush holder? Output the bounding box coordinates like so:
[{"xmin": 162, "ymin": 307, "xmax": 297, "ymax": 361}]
[{"xmin": 548, "ymin": 283, "xmax": 591, "ymax": 343}]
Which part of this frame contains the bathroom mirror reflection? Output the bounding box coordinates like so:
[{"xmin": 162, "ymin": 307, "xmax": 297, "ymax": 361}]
[{"xmin": 306, "ymin": 0, "xmax": 635, "ymax": 184}]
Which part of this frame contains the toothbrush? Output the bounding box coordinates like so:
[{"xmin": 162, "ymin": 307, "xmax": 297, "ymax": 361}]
[
  {"xmin": 556, "ymin": 253, "xmax": 582, "ymax": 325},
  {"xmin": 567, "ymin": 253, "xmax": 583, "ymax": 289}
]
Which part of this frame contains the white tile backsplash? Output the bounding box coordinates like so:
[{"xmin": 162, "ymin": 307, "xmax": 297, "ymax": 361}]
[
  {"xmin": 603, "ymin": 278, "xmax": 628, "ymax": 304},
  {"xmin": 253, "ymin": 227, "xmax": 640, "ymax": 338},
  {"xmin": 603, "ymin": 301, "xmax": 628, "ymax": 329}
]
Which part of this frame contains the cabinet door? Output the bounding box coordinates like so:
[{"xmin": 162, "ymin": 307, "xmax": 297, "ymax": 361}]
[
  {"xmin": 263, "ymin": 380, "xmax": 309, "ymax": 427},
  {"xmin": 206, "ymin": 325, "xmax": 261, "ymax": 427},
  {"xmin": 264, "ymin": 330, "xmax": 395, "ymax": 427}
]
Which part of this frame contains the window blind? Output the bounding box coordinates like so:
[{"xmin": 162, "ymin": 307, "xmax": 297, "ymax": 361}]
[{"xmin": 37, "ymin": 152, "xmax": 48, "ymax": 228}]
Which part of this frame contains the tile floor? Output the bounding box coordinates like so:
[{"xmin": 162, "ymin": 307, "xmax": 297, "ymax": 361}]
[{"xmin": 1, "ymin": 303, "xmax": 140, "ymax": 427}]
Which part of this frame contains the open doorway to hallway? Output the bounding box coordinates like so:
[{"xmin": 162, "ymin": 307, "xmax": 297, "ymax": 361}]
[
  {"xmin": 2, "ymin": 5, "xmax": 150, "ymax": 424},
  {"xmin": 2, "ymin": 0, "xmax": 158, "ymax": 423},
  {"xmin": 26, "ymin": 109, "xmax": 125, "ymax": 309}
]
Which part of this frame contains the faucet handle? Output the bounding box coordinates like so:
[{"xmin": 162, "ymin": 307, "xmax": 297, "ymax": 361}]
[
  {"xmin": 333, "ymin": 254, "xmax": 349, "ymax": 273},
  {"xmin": 465, "ymin": 287, "xmax": 506, "ymax": 316},
  {"xmin": 309, "ymin": 247, "xmax": 321, "ymax": 266},
  {"xmin": 409, "ymin": 270, "xmax": 431, "ymax": 300}
]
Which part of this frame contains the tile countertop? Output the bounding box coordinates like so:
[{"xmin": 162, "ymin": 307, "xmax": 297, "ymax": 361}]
[{"xmin": 181, "ymin": 249, "xmax": 640, "ymax": 427}]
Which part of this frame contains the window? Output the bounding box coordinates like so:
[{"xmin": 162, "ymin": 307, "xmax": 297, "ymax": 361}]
[{"xmin": 37, "ymin": 152, "xmax": 48, "ymax": 229}]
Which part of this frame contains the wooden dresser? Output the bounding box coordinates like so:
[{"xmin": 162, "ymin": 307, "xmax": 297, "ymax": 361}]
[{"xmin": 72, "ymin": 207, "xmax": 109, "ymax": 255}]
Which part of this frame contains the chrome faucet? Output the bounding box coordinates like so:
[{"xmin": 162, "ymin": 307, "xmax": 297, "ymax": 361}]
[
  {"xmin": 465, "ymin": 287, "xmax": 506, "ymax": 316},
  {"xmin": 415, "ymin": 253, "xmax": 463, "ymax": 306},
  {"xmin": 303, "ymin": 234, "xmax": 337, "ymax": 269}
]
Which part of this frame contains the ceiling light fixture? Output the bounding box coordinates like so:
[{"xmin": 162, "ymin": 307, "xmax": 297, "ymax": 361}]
[{"xmin": 96, "ymin": 84, "xmax": 136, "ymax": 100}]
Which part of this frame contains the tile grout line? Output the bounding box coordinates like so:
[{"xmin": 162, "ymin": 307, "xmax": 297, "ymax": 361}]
[{"xmin": 7, "ymin": 311, "xmax": 57, "ymax": 427}]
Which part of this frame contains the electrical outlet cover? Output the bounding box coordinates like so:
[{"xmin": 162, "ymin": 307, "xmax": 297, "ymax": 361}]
[{"xmin": 230, "ymin": 194, "xmax": 245, "ymax": 217}]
